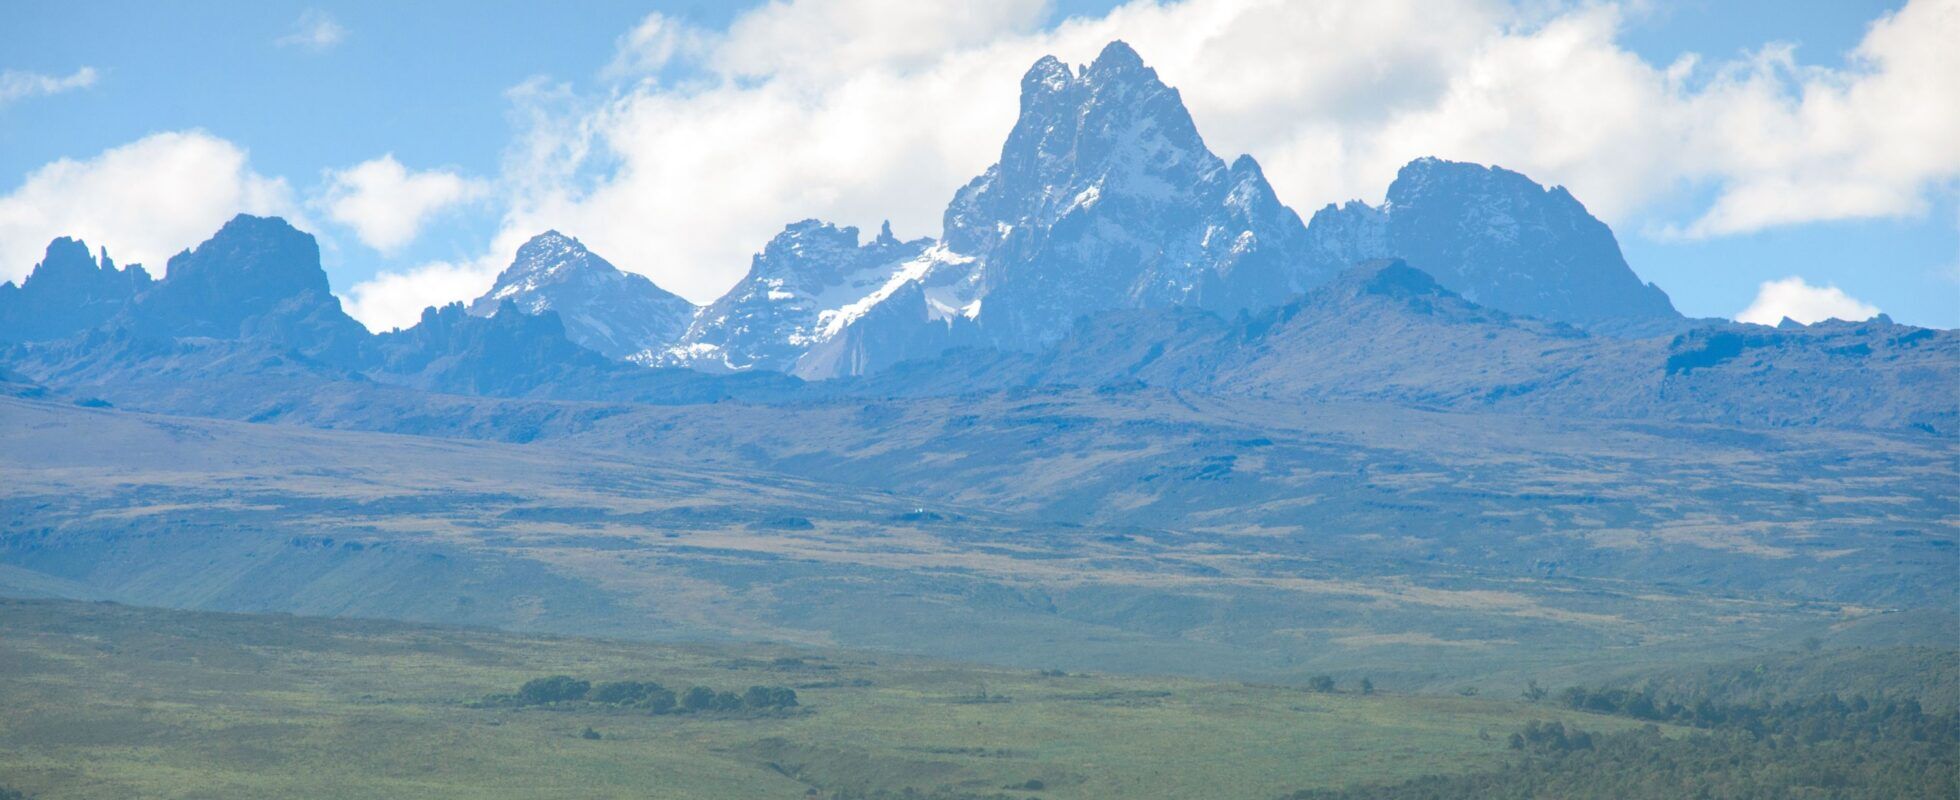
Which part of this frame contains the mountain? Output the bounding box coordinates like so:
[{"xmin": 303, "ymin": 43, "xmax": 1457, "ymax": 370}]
[
  {"xmin": 117, "ymin": 214, "xmax": 373, "ymax": 363},
  {"xmin": 657, "ymin": 219, "xmax": 944, "ymax": 373},
  {"xmin": 467, "ymin": 231, "xmax": 696, "ymax": 361},
  {"xmin": 939, "ymin": 40, "xmax": 1320, "ymax": 348},
  {"xmin": 554, "ymin": 41, "xmax": 1695, "ymax": 378},
  {"xmin": 675, "ymin": 40, "xmax": 1325, "ymax": 377},
  {"xmin": 1302, "ymin": 158, "xmax": 1682, "ymax": 332},
  {"xmin": 0, "ymin": 238, "xmax": 152, "ymax": 343}
]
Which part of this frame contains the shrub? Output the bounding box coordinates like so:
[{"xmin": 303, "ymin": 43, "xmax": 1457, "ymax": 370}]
[
  {"xmin": 744, "ymin": 685, "xmax": 799, "ymax": 709},
  {"xmin": 517, "ymin": 675, "xmax": 591, "ymax": 705},
  {"xmin": 681, "ymin": 686, "xmax": 718, "ymax": 712},
  {"xmin": 591, "ymin": 680, "xmax": 669, "ymax": 706}
]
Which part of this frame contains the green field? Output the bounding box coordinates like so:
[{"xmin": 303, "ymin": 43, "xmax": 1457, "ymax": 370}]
[{"xmin": 0, "ymin": 599, "xmax": 1656, "ymax": 800}]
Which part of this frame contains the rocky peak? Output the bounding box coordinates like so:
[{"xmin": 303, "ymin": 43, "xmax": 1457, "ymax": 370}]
[
  {"xmin": 934, "ymin": 41, "xmax": 1317, "ymax": 350},
  {"xmin": 468, "ymin": 230, "xmax": 697, "ymax": 361},
  {"xmin": 162, "ymin": 214, "xmax": 333, "ymax": 302},
  {"xmin": 125, "ymin": 214, "xmax": 350, "ymax": 338},
  {"xmin": 659, "ymin": 219, "xmax": 935, "ymax": 373},
  {"xmin": 0, "ymin": 237, "xmax": 154, "ymax": 342},
  {"xmin": 87, "ymin": 214, "xmax": 374, "ymax": 364},
  {"xmin": 17, "ymin": 238, "xmax": 152, "ymax": 295},
  {"xmin": 946, "ymin": 40, "xmax": 1221, "ymax": 258},
  {"xmin": 1304, "ymin": 158, "xmax": 1681, "ymax": 331}
]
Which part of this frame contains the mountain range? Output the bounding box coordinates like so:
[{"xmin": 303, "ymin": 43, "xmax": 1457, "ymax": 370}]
[{"xmin": 438, "ymin": 41, "xmax": 1697, "ymax": 380}]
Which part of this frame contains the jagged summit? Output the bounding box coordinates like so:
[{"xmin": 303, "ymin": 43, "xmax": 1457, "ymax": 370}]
[
  {"xmin": 161, "ymin": 214, "xmax": 332, "ymax": 302},
  {"xmin": 1305, "ymin": 157, "xmax": 1681, "ymax": 331},
  {"xmin": 468, "ymin": 230, "xmax": 696, "ymax": 361},
  {"xmin": 0, "ymin": 237, "xmax": 153, "ymax": 342},
  {"xmin": 124, "ymin": 214, "xmax": 351, "ymax": 340},
  {"xmin": 14, "ymin": 238, "xmax": 150, "ymax": 290},
  {"xmin": 657, "ymin": 219, "xmax": 939, "ymax": 373},
  {"xmin": 936, "ymin": 39, "xmax": 1320, "ymax": 349}
]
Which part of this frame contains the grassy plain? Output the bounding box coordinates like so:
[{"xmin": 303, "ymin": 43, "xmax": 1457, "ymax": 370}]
[{"xmin": 0, "ymin": 599, "xmax": 1658, "ymax": 800}]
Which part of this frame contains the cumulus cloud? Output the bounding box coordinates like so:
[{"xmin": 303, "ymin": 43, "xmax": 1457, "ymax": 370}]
[
  {"xmin": 1735, "ymin": 277, "xmax": 1881, "ymax": 325},
  {"xmin": 461, "ymin": 0, "xmax": 1957, "ymax": 310},
  {"xmin": 276, "ymin": 9, "xmax": 346, "ymax": 52},
  {"xmin": 0, "ymin": 67, "xmax": 99, "ymax": 106},
  {"xmin": 0, "ymin": 131, "xmax": 296, "ymax": 283},
  {"xmin": 319, "ymin": 155, "xmax": 486, "ymax": 253},
  {"xmin": 341, "ymin": 257, "xmax": 502, "ymax": 333}
]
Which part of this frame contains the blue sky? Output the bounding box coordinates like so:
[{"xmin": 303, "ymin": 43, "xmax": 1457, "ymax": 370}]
[{"xmin": 2, "ymin": 0, "xmax": 1954, "ymax": 329}]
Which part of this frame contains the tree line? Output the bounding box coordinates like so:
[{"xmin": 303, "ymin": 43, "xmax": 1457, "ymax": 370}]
[
  {"xmin": 1286, "ymin": 685, "xmax": 1960, "ymax": 799},
  {"xmin": 481, "ymin": 675, "xmax": 799, "ymax": 715}
]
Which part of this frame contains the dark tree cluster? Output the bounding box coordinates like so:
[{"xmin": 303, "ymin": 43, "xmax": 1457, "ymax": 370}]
[
  {"xmin": 484, "ymin": 675, "xmax": 797, "ymax": 716},
  {"xmin": 1554, "ymin": 685, "xmax": 1959, "ymax": 744},
  {"xmin": 1287, "ymin": 687, "xmax": 1960, "ymax": 800}
]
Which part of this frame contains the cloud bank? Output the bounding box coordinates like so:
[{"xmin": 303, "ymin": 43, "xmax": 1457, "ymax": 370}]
[{"xmin": 320, "ymin": 155, "xmax": 486, "ymax": 254}]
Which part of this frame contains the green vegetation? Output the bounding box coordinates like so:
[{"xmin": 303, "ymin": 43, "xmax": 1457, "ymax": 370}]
[
  {"xmin": 486, "ymin": 674, "xmax": 796, "ymax": 715},
  {"xmin": 0, "ymin": 599, "xmax": 1647, "ymax": 800},
  {"xmin": 1614, "ymin": 646, "xmax": 1960, "ymax": 712},
  {"xmin": 1292, "ymin": 679, "xmax": 1960, "ymax": 799}
]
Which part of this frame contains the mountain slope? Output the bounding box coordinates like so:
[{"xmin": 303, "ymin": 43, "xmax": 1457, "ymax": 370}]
[
  {"xmin": 467, "ymin": 231, "xmax": 696, "ymax": 360},
  {"xmin": 853, "ymin": 260, "xmax": 1958, "ymax": 433}
]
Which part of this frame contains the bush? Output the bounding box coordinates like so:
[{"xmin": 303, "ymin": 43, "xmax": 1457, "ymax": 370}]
[
  {"xmin": 591, "ymin": 680, "xmax": 668, "ymax": 706},
  {"xmin": 744, "ymin": 685, "xmax": 799, "ymax": 709},
  {"xmin": 517, "ymin": 675, "xmax": 591, "ymax": 705},
  {"xmin": 643, "ymin": 687, "xmax": 678, "ymax": 714},
  {"xmin": 681, "ymin": 686, "xmax": 718, "ymax": 712},
  {"xmin": 1309, "ymin": 675, "xmax": 1337, "ymax": 693}
]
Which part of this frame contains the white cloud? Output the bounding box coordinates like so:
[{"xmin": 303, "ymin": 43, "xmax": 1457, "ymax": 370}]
[
  {"xmin": 277, "ymin": 9, "xmax": 346, "ymax": 52},
  {"xmin": 0, "ymin": 67, "xmax": 98, "ymax": 106},
  {"xmin": 341, "ymin": 257, "xmax": 504, "ymax": 333},
  {"xmin": 319, "ymin": 155, "xmax": 486, "ymax": 253},
  {"xmin": 470, "ymin": 0, "xmax": 1957, "ymax": 308},
  {"xmin": 0, "ymin": 131, "xmax": 296, "ymax": 283},
  {"xmin": 602, "ymin": 12, "xmax": 706, "ymax": 79},
  {"xmin": 1735, "ymin": 277, "xmax": 1881, "ymax": 325}
]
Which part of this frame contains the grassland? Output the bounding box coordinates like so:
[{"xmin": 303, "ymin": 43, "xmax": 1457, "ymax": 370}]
[{"xmin": 0, "ymin": 599, "xmax": 1664, "ymax": 800}]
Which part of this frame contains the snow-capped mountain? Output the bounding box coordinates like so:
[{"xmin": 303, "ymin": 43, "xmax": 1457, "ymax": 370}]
[
  {"xmin": 1302, "ymin": 158, "xmax": 1682, "ymax": 331},
  {"xmin": 671, "ymin": 40, "xmax": 1324, "ymax": 377},
  {"xmin": 468, "ymin": 231, "xmax": 697, "ymax": 361},
  {"xmin": 941, "ymin": 40, "xmax": 1320, "ymax": 348},
  {"xmin": 655, "ymin": 219, "xmax": 956, "ymax": 374},
  {"xmin": 594, "ymin": 41, "xmax": 1685, "ymax": 377}
]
